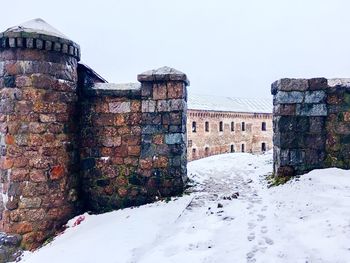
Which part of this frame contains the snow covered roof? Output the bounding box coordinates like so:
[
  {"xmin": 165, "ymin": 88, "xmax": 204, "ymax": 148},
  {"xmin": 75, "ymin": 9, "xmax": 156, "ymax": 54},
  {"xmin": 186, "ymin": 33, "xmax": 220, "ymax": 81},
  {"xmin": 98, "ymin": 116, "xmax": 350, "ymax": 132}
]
[
  {"xmin": 188, "ymin": 93, "xmax": 272, "ymax": 114},
  {"xmin": 4, "ymin": 18, "xmax": 69, "ymax": 40}
]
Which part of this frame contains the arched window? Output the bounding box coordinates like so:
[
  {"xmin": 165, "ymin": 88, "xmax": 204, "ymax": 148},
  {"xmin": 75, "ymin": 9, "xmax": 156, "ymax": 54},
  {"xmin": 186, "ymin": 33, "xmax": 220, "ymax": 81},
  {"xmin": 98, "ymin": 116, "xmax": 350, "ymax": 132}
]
[
  {"xmin": 192, "ymin": 121, "xmax": 197, "ymax": 132},
  {"xmin": 205, "ymin": 121, "xmax": 209, "ymax": 132},
  {"xmin": 231, "ymin": 122, "xmax": 234, "ymax": 131},
  {"xmin": 230, "ymin": 145, "xmax": 235, "ymax": 153},
  {"xmin": 241, "ymin": 122, "xmax": 245, "ymax": 131},
  {"xmin": 219, "ymin": 121, "xmax": 223, "ymax": 132},
  {"xmin": 241, "ymin": 144, "xmax": 245, "ymax": 152},
  {"xmin": 262, "ymin": 122, "xmax": 266, "ymax": 131},
  {"xmin": 262, "ymin": 142, "xmax": 266, "ymax": 152}
]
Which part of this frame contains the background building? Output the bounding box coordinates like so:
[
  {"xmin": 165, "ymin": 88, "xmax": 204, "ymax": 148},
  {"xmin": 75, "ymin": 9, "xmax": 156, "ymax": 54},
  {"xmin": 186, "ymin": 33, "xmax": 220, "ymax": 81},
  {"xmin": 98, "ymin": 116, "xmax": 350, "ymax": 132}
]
[{"xmin": 187, "ymin": 94, "xmax": 272, "ymax": 161}]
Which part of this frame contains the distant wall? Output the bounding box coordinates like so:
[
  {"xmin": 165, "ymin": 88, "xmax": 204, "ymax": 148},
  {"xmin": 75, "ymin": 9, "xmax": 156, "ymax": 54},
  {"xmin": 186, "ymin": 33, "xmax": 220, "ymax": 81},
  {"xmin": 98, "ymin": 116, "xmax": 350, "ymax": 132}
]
[
  {"xmin": 187, "ymin": 110, "xmax": 272, "ymax": 161},
  {"xmin": 272, "ymin": 78, "xmax": 350, "ymax": 177}
]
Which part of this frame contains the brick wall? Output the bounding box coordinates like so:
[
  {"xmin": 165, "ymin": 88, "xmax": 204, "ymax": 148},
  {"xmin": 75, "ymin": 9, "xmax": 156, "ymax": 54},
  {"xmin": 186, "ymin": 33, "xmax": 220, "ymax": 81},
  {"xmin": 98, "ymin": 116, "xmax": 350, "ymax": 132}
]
[
  {"xmin": 272, "ymin": 78, "xmax": 350, "ymax": 177},
  {"xmin": 187, "ymin": 110, "xmax": 273, "ymax": 161}
]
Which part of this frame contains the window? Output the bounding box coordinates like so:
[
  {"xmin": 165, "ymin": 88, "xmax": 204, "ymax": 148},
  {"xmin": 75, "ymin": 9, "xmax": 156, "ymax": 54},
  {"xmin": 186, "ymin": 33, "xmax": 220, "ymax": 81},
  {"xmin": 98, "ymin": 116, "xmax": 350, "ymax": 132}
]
[
  {"xmin": 192, "ymin": 148, "xmax": 197, "ymax": 158},
  {"xmin": 205, "ymin": 147, "xmax": 210, "ymax": 156},
  {"xmin": 205, "ymin": 121, "xmax": 209, "ymax": 132},
  {"xmin": 262, "ymin": 122, "xmax": 266, "ymax": 131},
  {"xmin": 219, "ymin": 121, "xmax": 223, "ymax": 132},
  {"xmin": 241, "ymin": 144, "xmax": 245, "ymax": 152},
  {"xmin": 241, "ymin": 122, "xmax": 245, "ymax": 131},
  {"xmin": 192, "ymin": 121, "xmax": 197, "ymax": 132},
  {"xmin": 230, "ymin": 145, "xmax": 235, "ymax": 153},
  {"xmin": 231, "ymin": 122, "xmax": 234, "ymax": 132},
  {"xmin": 262, "ymin": 142, "xmax": 266, "ymax": 152},
  {"xmin": 188, "ymin": 140, "xmax": 192, "ymax": 148}
]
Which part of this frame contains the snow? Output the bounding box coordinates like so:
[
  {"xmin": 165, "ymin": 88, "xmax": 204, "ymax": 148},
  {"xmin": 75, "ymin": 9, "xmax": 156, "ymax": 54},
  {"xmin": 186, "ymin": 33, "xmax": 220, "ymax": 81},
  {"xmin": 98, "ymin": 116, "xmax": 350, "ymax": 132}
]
[
  {"xmin": 188, "ymin": 93, "xmax": 272, "ymax": 113},
  {"xmin": 4, "ymin": 18, "xmax": 69, "ymax": 40},
  {"xmin": 93, "ymin": 83, "xmax": 141, "ymax": 91},
  {"xmin": 19, "ymin": 152, "xmax": 350, "ymax": 263}
]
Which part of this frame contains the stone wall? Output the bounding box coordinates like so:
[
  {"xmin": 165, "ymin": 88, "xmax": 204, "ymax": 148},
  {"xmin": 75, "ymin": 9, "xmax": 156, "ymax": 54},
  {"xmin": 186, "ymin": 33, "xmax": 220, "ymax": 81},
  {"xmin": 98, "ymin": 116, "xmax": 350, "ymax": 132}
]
[
  {"xmin": 0, "ymin": 35, "xmax": 81, "ymax": 250},
  {"xmin": 187, "ymin": 110, "xmax": 272, "ymax": 161},
  {"xmin": 79, "ymin": 67, "xmax": 188, "ymax": 213},
  {"xmin": 272, "ymin": 78, "xmax": 350, "ymax": 177},
  {"xmin": 0, "ymin": 18, "xmax": 189, "ymax": 255}
]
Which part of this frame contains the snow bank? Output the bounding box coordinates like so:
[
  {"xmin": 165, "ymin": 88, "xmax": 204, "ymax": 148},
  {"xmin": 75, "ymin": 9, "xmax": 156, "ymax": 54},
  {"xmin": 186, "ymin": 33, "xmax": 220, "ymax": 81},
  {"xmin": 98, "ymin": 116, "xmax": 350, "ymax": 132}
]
[{"xmin": 19, "ymin": 152, "xmax": 350, "ymax": 263}]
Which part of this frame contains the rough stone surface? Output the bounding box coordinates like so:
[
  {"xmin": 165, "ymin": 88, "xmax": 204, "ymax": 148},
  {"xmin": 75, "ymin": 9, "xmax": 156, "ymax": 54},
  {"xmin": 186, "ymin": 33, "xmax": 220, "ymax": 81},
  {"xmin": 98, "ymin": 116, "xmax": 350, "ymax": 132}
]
[
  {"xmin": 80, "ymin": 70, "xmax": 188, "ymax": 213},
  {"xmin": 0, "ymin": 18, "xmax": 189, "ymax": 253},
  {"xmin": 272, "ymin": 78, "xmax": 350, "ymax": 177}
]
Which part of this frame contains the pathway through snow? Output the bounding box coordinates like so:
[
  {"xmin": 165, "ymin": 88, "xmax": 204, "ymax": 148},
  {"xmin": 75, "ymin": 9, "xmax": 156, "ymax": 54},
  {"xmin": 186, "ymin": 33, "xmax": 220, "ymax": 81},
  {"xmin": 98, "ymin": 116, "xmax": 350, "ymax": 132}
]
[{"xmin": 20, "ymin": 152, "xmax": 350, "ymax": 263}]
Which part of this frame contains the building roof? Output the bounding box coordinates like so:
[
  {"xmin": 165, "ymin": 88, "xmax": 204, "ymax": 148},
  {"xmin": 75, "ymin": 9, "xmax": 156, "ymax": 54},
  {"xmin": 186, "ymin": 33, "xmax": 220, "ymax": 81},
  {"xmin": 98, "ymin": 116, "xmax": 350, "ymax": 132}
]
[
  {"xmin": 4, "ymin": 18, "xmax": 69, "ymax": 40},
  {"xmin": 188, "ymin": 93, "xmax": 272, "ymax": 114}
]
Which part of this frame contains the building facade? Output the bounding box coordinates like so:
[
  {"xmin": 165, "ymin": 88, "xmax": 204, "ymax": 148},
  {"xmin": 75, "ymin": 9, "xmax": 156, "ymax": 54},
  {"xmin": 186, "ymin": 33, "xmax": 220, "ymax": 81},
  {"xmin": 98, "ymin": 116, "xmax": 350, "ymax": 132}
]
[{"xmin": 187, "ymin": 94, "xmax": 273, "ymax": 161}]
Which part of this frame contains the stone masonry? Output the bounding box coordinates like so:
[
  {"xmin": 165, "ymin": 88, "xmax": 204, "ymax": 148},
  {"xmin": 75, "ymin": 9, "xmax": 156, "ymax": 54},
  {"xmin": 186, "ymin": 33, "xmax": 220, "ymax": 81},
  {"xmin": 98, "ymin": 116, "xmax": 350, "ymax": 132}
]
[
  {"xmin": 0, "ymin": 18, "xmax": 189, "ymax": 255},
  {"xmin": 272, "ymin": 78, "xmax": 350, "ymax": 177},
  {"xmin": 80, "ymin": 69, "xmax": 188, "ymax": 213}
]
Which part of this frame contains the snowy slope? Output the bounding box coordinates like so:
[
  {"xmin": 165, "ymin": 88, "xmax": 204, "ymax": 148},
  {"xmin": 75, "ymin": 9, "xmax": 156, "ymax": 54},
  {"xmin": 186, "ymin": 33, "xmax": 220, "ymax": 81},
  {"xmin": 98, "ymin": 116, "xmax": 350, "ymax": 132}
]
[{"xmin": 19, "ymin": 152, "xmax": 350, "ymax": 263}]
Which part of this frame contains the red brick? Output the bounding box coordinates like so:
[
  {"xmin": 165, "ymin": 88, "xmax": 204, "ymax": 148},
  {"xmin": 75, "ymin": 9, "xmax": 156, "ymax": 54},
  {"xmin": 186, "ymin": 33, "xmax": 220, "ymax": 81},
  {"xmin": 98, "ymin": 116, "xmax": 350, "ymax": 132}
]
[
  {"xmin": 154, "ymin": 156, "xmax": 168, "ymax": 168},
  {"xmin": 30, "ymin": 170, "xmax": 47, "ymax": 182},
  {"xmin": 153, "ymin": 83, "xmax": 167, "ymax": 100},
  {"xmin": 10, "ymin": 169, "xmax": 29, "ymax": 181},
  {"xmin": 0, "ymin": 157, "xmax": 13, "ymax": 169},
  {"xmin": 5, "ymin": 134, "xmax": 15, "ymax": 145},
  {"xmin": 167, "ymin": 82, "xmax": 185, "ymax": 99},
  {"xmin": 117, "ymin": 187, "xmax": 128, "ymax": 197},
  {"xmin": 140, "ymin": 158, "xmax": 152, "ymax": 170},
  {"xmin": 128, "ymin": 146, "xmax": 141, "ymax": 156}
]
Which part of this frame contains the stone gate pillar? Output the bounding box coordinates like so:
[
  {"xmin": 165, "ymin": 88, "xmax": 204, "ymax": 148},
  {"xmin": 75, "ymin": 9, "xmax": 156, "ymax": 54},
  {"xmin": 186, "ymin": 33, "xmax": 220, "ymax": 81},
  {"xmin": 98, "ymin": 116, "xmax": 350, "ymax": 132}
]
[
  {"xmin": 138, "ymin": 66, "xmax": 189, "ymax": 197},
  {"xmin": 0, "ymin": 19, "xmax": 81, "ymax": 249}
]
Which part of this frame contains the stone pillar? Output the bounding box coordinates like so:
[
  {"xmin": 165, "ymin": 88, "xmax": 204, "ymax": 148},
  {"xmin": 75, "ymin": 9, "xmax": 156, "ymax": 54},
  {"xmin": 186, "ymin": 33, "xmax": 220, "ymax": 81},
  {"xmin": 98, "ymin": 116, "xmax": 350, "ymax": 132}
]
[
  {"xmin": 272, "ymin": 78, "xmax": 328, "ymax": 177},
  {"xmin": 138, "ymin": 66, "xmax": 189, "ymax": 196},
  {"xmin": 0, "ymin": 21, "xmax": 81, "ymax": 249}
]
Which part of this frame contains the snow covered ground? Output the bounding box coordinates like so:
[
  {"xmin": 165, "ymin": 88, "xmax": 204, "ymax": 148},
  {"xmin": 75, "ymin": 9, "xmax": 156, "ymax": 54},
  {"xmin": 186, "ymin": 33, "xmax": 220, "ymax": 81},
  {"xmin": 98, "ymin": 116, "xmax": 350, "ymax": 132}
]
[{"xmin": 19, "ymin": 152, "xmax": 350, "ymax": 263}]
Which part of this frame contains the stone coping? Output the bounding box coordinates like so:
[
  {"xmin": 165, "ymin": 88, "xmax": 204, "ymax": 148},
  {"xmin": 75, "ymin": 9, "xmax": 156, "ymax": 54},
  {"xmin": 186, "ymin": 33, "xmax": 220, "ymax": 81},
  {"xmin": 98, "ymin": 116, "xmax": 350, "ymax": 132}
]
[
  {"xmin": 83, "ymin": 82, "xmax": 141, "ymax": 98},
  {"xmin": 137, "ymin": 66, "xmax": 190, "ymax": 85},
  {"xmin": 0, "ymin": 31, "xmax": 80, "ymax": 61},
  {"xmin": 271, "ymin": 78, "xmax": 350, "ymax": 95}
]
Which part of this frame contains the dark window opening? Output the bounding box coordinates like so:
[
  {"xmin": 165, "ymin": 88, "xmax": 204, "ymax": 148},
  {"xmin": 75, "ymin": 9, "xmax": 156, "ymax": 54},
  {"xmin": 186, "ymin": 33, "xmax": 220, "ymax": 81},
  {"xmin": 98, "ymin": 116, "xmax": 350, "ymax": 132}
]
[
  {"xmin": 241, "ymin": 144, "xmax": 245, "ymax": 152},
  {"xmin": 205, "ymin": 121, "xmax": 209, "ymax": 132},
  {"xmin": 262, "ymin": 122, "xmax": 266, "ymax": 131},
  {"xmin": 230, "ymin": 145, "xmax": 235, "ymax": 153},
  {"xmin": 262, "ymin": 142, "xmax": 266, "ymax": 152},
  {"xmin": 231, "ymin": 122, "xmax": 234, "ymax": 131},
  {"xmin": 205, "ymin": 147, "xmax": 210, "ymax": 156},
  {"xmin": 219, "ymin": 121, "xmax": 223, "ymax": 132},
  {"xmin": 192, "ymin": 121, "xmax": 197, "ymax": 132},
  {"xmin": 192, "ymin": 148, "xmax": 197, "ymax": 158},
  {"xmin": 188, "ymin": 140, "xmax": 192, "ymax": 148},
  {"xmin": 241, "ymin": 122, "xmax": 245, "ymax": 131}
]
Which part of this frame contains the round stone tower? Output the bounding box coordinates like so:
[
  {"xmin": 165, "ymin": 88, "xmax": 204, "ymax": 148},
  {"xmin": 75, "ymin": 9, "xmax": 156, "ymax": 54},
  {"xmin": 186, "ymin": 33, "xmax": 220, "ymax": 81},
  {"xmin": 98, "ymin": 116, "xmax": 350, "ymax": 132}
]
[{"xmin": 0, "ymin": 18, "xmax": 81, "ymax": 249}]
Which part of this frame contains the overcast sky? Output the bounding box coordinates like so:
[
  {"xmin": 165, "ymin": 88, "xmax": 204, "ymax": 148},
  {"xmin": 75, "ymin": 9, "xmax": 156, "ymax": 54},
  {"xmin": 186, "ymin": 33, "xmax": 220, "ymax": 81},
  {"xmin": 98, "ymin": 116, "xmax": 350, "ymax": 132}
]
[{"xmin": 2, "ymin": 0, "xmax": 350, "ymax": 98}]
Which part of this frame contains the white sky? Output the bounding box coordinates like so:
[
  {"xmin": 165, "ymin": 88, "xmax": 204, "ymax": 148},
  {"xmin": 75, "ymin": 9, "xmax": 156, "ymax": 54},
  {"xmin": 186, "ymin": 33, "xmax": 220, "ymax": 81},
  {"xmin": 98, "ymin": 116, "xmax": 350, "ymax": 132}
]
[{"xmin": 2, "ymin": 0, "xmax": 350, "ymax": 98}]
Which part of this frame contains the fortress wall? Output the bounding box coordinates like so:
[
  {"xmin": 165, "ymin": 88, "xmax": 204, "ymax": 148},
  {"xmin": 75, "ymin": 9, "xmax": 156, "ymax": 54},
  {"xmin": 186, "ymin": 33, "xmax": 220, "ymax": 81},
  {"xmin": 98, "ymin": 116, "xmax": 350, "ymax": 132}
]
[
  {"xmin": 272, "ymin": 78, "xmax": 350, "ymax": 177},
  {"xmin": 0, "ymin": 35, "xmax": 81, "ymax": 250},
  {"xmin": 79, "ymin": 71, "xmax": 188, "ymax": 212}
]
